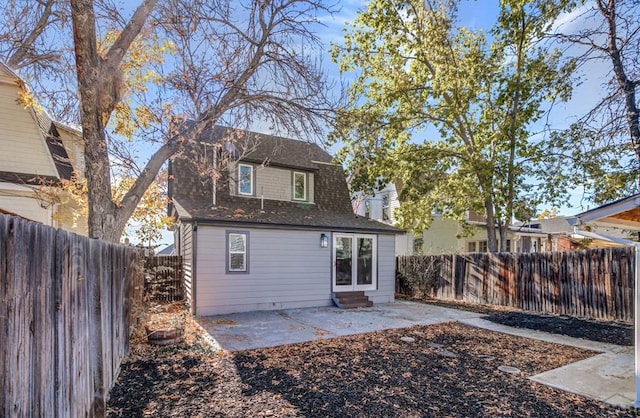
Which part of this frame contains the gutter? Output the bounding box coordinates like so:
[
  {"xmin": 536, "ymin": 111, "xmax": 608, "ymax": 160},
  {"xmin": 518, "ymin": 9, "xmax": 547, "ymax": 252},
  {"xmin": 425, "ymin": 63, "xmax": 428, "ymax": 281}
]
[{"xmin": 187, "ymin": 217, "xmax": 404, "ymax": 235}]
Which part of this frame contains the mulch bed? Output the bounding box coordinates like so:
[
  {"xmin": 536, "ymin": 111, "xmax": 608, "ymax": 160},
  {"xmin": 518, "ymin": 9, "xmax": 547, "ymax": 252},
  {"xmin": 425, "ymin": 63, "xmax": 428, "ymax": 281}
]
[
  {"xmin": 485, "ymin": 311, "xmax": 634, "ymax": 346},
  {"xmin": 410, "ymin": 296, "xmax": 634, "ymax": 346},
  {"xmin": 107, "ymin": 321, "xmax": 634, "ymax": 417}
]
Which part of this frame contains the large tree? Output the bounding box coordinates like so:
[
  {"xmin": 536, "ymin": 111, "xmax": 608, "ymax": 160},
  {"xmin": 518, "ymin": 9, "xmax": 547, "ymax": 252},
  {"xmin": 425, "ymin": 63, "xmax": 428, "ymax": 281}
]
[
  {"xmin": 1, "ymin": 0, "xmax": 334, "ymax": 242},
  {"xmin": 331, "ymin": 0, "xmax": 574, "ymax": 252},
  {"xmin": 545, "ymin": 0, "xmax": 640, "ymax": 202}
]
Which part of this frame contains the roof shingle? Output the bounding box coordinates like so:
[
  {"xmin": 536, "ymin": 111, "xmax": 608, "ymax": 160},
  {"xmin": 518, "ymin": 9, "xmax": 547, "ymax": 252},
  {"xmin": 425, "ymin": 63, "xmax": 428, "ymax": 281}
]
[{"xmin": 170, "ymin": 127, "xmax": 401, "ymax": 233}]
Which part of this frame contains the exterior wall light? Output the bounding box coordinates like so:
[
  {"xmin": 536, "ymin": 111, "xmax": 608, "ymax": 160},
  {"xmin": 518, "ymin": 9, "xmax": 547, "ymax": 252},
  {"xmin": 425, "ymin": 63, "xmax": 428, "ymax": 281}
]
[{"xmin": 320, "ymin": 233, "xmax": 329, "ymax": 248}]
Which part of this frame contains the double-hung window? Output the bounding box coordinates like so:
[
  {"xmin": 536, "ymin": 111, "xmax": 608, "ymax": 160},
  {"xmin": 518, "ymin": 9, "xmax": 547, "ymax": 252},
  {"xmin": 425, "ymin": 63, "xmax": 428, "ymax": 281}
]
[
  {"xmin": 227, "ymin": 232, "xmax": 248, "ymax": 272},
  {"xmin": 238, "ymin": 163, "xmax": 253, "ymax": 195},
  {"xmin": 293, "ymin": 171, "xmax": 307, "ymax": 201},
  {"xmin": 381, "ymin": 193, "xmax": 390, "ymax": 222}
]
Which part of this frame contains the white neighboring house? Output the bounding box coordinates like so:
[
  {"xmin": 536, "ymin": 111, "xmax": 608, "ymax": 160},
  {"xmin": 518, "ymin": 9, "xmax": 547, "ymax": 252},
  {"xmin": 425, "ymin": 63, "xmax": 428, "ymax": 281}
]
[
  {"xmin": 352, "ymin": 183, "xmax": 414, "ymax": 255},
  {"xmin": 0, "ymin": 62, "xmax": 87, "ymax": 234},
  {"xmin": 353, "ymin": 182, "xmax": 556, "ymax": 255}
]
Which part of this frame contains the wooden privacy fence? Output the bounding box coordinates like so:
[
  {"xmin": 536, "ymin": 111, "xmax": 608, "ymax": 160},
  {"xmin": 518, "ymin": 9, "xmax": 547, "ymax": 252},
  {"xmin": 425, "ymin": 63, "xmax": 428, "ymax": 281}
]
[
  {"xmin": 397, "ymin": 247, "xmax": 635, "ymax": 322},
  {"xmin": 0, "ymin": 214, "xmax": 143, "ymax": 417},
  {"xmin": 144, "ymin": 255, "xmax": 184, "ymax": 302}
]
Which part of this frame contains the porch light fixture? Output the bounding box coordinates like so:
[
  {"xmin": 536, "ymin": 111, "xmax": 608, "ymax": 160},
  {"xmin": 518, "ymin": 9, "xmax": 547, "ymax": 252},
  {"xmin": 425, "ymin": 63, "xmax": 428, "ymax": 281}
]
[{"xmin": 320, "ymin": 233, "xmax": 328, "ymax": 248}]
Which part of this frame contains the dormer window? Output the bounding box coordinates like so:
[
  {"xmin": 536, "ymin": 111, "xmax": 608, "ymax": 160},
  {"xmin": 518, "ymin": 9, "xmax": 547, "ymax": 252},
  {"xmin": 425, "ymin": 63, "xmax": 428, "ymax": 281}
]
[
  {"xmin": 238, "ymin": 163, "xmax": 253, "ymax": 195},
  {"xmin": 293, "ymin": 171, "xmax": 307, "ymax": 201},
  {"xmin": 364, "ymin": 199, "xmax": 371, "ymax": 218}
]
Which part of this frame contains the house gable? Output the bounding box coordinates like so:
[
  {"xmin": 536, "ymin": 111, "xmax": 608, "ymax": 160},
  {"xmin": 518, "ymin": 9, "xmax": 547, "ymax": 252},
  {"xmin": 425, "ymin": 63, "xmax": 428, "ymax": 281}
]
[{"xmin": 170, "ymin": 126, "xmax": 400, "ymax": 233}]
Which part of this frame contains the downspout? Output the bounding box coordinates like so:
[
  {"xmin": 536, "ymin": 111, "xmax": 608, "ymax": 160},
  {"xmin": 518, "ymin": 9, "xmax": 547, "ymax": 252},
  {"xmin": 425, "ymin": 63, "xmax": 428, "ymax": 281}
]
[
  {"xmin": 192, "ymin": 220, "xmax": 198, "ymax": 316},
  {"xmin": 212, "ymin": 146, "xmax": 217, "ymax": 208}
]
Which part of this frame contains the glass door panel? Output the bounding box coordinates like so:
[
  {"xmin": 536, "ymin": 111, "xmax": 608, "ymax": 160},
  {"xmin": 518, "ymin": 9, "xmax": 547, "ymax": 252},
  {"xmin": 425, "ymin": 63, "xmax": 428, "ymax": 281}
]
[
  {"xmin": 357, "ymin": 237, "xmax": 373, "ymax": 286},
  {"xmin": 334, "ymin": 236, "xmax": 352, "ymax": 286}
]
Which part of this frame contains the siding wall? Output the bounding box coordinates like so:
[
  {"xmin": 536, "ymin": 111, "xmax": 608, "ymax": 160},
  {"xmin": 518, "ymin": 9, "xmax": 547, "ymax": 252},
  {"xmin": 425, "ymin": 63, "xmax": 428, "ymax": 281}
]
[
  {"xmin": 0, "ymin": 82, "xmax": 57, "ymax": 176},
  {"xmin": 194, "ymin": 225, "xmax": 396, "ymax": 315},
  {"xmin": 228, "ymin": 162, "xmax": 315, "ymax": 203},
  {"xmin": 180, "ymin": 222, "xmax": 194, "ymax": 306},
  {"xmin": 354, "ymin": 184, "xmax": 400, "ymax": 224},
  {"xmin": 366, "ymin": 233, "xmax": 395, "ymax": 304},
  {"xmin": 0, "ymin": 187, "xmax": 51, "ymax": 224},
  {"xmin": 421, "ymin": 217, "xmax": 460, "ymax": 254}
]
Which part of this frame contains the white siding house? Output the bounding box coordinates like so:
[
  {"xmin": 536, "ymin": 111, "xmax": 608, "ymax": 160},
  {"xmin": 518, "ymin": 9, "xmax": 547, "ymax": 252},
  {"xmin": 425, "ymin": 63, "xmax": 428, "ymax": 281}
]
[
  {"xmin": 170, "ymin": 127, "xmax": 401, "ymax": 315},
  {"xmin": 353, "ymin": 183, "xmax": 412, "ymax": 256},
  {"xmin": 0, "ymin": 62, "xmax": 87, "ymax": 234}
]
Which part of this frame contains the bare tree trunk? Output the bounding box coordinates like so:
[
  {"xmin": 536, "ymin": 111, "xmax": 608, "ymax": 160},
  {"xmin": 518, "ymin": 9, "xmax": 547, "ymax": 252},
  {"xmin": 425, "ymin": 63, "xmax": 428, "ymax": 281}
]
[
  {"xmin": 498, "ymin": 222, "xmax": 508, "ymax": 252},
  {"xmin": 484, "ymin": 197, "xmax": 499, "ymax": 252},
  {"xmin": 598, "ymin": 0, "xmax": 640, "ymax": 179},
  {"xmin": 71, "ymin": 0, "xmax": 159, "ymax": 242},
  {"xmin": 70, "ymin": 0, "xmax": 118, "ymax": 241}
]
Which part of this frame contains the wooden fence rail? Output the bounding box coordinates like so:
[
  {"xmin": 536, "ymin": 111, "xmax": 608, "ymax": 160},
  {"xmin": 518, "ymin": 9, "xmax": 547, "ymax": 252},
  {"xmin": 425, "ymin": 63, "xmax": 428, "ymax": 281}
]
[
  {"xmin": 0, "ymin": 214, "xmax": 143, "ymax": 417},
  {"xmin": 397, "ymin": 247, "xmax": 635, "ymax": 322}
]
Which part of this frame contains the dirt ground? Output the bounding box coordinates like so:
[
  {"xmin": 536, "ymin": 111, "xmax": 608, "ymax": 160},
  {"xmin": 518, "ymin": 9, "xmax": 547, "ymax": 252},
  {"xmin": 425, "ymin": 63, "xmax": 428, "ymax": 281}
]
[{"xmin": 107, "ymin": 306, "xmax": 635, "ymax": 417}]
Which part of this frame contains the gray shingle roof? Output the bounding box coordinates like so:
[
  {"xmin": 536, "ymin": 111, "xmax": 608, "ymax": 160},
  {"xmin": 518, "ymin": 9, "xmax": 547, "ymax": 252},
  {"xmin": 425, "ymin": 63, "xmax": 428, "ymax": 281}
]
[{"xmin": 170, "ymin": 127, "xmax": 402, "ymax": 234}]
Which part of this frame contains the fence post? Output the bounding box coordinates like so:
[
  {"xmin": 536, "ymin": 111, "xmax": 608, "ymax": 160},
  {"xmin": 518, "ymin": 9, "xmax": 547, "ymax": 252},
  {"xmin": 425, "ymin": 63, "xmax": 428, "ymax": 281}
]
[{"xmin": 634, "ymin": 243, "xmax": 640, "ymax": 408}]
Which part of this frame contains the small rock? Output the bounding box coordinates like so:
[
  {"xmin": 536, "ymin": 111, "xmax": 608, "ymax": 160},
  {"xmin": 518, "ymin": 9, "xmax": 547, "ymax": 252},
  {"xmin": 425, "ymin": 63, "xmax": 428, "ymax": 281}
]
[
  {"xmin": 400, "ymin": 336, "xmax": 415, "ymax": 343},
  {"xmin": 428, "ymin": 343, "xmax": 445, "ymax": 349},
  {"xmin": 438, "ymin": 349, "xmax": 458, "ymax": 358},
  {"xmin": 498, "ymin": 365, "xmax": 521, "ymax": 374},
  {"xmin": 477, "ymin": 355, "xmax": 496, "ymax": 361}
]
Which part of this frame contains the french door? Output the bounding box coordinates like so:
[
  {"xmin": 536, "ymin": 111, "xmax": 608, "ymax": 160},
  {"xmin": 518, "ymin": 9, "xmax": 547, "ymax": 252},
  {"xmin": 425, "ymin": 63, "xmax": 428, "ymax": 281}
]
[{"xmin": 332, "ymin": 233, "xmax": 377, "ymax": 291}]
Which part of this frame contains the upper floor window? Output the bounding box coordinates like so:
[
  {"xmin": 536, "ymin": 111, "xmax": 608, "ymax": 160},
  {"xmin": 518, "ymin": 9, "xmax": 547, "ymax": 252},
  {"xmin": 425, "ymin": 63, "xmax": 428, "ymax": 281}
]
[
  {"xmin": 382, "ymin": 193, "xmax": 390, "ymax": 222},
  {"xmin": 364, "ymin": 199, "xmax": 371, "ymax": 218},
  {"xmin": 467, "ymin": 241, "xmax": 477, "ymax": 252},
  {"xmin": 238, "ymin": 163, "xmax": 253, "ymax": 195},
  {"xmin": 293, "ymin": 171, "xmax": 307, "ymax": 201},
  {"xmin": 478, "ymin": 240, "xmax": 488, "ymax": 252}
]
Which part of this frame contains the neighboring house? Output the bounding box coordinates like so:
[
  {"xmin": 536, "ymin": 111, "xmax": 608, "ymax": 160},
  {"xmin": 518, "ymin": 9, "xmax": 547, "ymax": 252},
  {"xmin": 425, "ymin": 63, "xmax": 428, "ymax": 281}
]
[
  {"xmin": 0, "ymin": 62, "xmax": 87, "ymax": 234},
  {"xmin": 565, "ymin": 194, "xmax": 640, "ymax": 248},
  {"xmin": 513, "ymin": 213, "xmax": 637, "ymax": 251},
  {"xmin": 354, "ymin": 182, "xmax": 549, "ymax": 254},
  {"xmin": 353, "ymin": 183, "xmax": 414, "ymax": 255},
  {"xmin": 156, "ymin": 243, "xmax": 175, "ymax": 256},
  {"xmin": 169, "ymin": 126, "xmax": 401, "ymax": 315}
]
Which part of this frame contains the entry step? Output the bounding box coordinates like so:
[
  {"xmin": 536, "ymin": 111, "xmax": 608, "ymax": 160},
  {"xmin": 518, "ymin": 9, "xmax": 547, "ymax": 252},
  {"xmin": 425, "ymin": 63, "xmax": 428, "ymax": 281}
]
[{"xmin": 332, "ymin": 291, "xmax": 373, "ymax": 309}]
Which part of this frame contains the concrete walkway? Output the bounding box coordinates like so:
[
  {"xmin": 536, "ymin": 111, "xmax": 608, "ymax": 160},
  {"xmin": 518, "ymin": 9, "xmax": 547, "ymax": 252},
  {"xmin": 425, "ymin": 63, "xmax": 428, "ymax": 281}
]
[
  {"xmin": 196, "ymin": 301, "xmax": 635, "ymax": 408},
  {"xmin": 459, "ymin": 317, "xmax": 634, "ymax": 408}
]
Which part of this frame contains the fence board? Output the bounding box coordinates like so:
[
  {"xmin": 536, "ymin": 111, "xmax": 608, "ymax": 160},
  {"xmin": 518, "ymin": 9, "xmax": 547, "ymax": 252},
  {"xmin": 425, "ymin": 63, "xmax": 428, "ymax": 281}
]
[
  {"xmin": 397, "ymin": 247, "xmax": 635, "ymax": 322},
  {"xmin": 0, "ymin": 214, "xmax": 142, "ymax": 417},
  {"xmin": 144, "ymin": 256, "xmax": 184, "ymax": 302}
]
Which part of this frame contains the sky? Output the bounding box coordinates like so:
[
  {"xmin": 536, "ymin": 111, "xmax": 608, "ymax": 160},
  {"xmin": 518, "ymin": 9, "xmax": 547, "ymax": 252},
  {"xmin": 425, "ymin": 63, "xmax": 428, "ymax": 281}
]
[
  {"xmin": 310, "ymin": 0, "xmax": 614, "ymax": 215},
  {"xmin": 148, "ymin": 0, "xmax": 614, "ymax": 249}
]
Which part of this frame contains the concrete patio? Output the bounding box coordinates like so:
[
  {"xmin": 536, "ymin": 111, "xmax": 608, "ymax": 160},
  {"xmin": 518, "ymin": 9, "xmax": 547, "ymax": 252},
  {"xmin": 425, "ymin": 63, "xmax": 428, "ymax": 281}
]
[{"xmin": 196, "ymin": 300, "xmax": 635, "ymax": 408}]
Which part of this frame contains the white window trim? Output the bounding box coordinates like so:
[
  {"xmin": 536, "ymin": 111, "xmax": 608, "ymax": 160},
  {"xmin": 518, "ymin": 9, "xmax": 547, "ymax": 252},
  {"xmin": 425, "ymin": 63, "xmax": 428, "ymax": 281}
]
[
  {"xmin": 332, "ymin": 233, "xmax": 377, "ymax": 292},
  {"xmin": 227, "ymin": 231, "xmax": 249, "ymax": 273},
  {"xmin": 238, "ymin": 163, "xmax": 254, "ymax": 196},
  {"xmin": 293, "ymin": 171, "xmax": 307, "ymax": 201}
]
